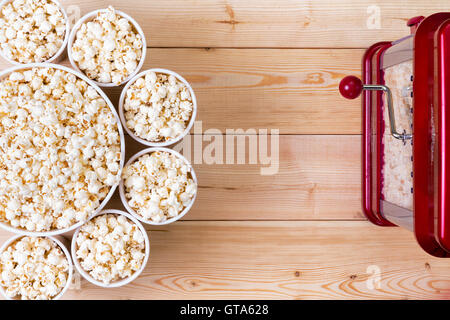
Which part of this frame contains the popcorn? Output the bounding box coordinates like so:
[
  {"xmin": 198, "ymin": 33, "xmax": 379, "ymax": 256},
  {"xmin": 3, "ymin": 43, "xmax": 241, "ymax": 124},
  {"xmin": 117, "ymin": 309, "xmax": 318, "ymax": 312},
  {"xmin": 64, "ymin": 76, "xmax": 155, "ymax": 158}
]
[
  {"xmin": 123, "ymin": 71, "xmax": 194, "ymax": 143},
  {"xmin": 71, "ymin": 6, "xmax": 143, "ymax": 85},
  {"xmin": 0, "ymin": 0, "xmax": 67, "ymax": 63},
  {"xmin": 0, "ymin": 236, "xmax": 69, "ymax": 300},
  {"xmin": 75, "ymin": 214, "xmax": 146, "ymax": 284},
  {"xmin": 382, "ymin": 60, "xmax": 413, "ymax": 210},
  {"xmin": 122, "ymin": 151, "xmax": 197, "ymax": 223},
  {"xmin": 0, "ymin": 67, "xmax": 122, "ymax": 232}
]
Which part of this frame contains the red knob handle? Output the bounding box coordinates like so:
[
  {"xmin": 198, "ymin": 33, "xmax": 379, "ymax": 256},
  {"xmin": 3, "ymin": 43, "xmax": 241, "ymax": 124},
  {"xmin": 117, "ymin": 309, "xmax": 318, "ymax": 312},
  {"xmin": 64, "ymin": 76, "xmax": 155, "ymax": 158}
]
[{"xmin": 339, "ymin": 75, "xmax": 363, "ymax": 99}]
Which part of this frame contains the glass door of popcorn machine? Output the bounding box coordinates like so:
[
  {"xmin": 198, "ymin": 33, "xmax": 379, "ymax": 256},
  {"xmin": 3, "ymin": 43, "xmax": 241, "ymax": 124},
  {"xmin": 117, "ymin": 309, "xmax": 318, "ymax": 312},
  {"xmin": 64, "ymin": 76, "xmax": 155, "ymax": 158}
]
[
  {"xmin": 339, "ymin": 13, "xmax": 450, "ymax": 257},
  {"xmin": 379, "ymin": 35, "xmax": 414, "ymax": 231}
]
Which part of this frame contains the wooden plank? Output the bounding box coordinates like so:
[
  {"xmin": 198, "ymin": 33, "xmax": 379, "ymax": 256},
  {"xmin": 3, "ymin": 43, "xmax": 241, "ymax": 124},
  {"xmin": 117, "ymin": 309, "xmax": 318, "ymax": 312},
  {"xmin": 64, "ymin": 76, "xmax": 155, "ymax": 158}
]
[
  {"xmin": 104, "ymin": 135, "xmax": 362, "ymax": 220},
  {"xmin": 1, "ymin": 221, "xmax": 447, "ymax": 300},
  {"xmin": 0, "ymin": 49, "xmax": 363, "ymax": 134},
  {"xmin": 60, "ymin": 0, "xmax": 448, "ymax": 48}
]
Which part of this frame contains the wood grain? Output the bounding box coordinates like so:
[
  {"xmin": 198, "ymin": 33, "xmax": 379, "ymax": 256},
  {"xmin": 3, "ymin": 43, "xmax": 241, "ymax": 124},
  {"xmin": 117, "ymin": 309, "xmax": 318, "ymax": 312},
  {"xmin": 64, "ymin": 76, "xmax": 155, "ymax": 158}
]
[
  {"xmin": 104, "ymin": 134, "xmax": 363, "ymax": 220},
  {"xmin": 1, "ymin": 221, "xmax": 447, "ymax": 300},
  {"xmin": 0, "ymin": 49, "xmax": 363, "ymax": 134},
  {"xmin": 60, "ymin": 0, "xmax": 448, "ymax": 48}
]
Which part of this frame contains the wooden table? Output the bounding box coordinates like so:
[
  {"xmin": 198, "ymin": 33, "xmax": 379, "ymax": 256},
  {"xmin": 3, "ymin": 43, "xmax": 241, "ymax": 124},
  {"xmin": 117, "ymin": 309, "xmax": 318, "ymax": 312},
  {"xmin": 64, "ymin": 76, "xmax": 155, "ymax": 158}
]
[{"xmin": 2, "ymin": 0, "xmax": 450, "ymax": 300}]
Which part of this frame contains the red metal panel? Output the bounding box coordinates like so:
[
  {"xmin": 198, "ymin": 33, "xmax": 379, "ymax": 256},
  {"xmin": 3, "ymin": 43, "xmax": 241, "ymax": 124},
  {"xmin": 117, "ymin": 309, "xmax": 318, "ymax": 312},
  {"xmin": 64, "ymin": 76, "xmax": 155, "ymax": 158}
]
[
  {"xmin": 436, "ymin": 20, "xmax": 450, "ymax": 251},
  {"xmin": 413, "ymin": 13, "xmax": 450, "ymax": 257},
  {"xmin": 361, "ymin": 42, "xmax": 396, "ymax": 226}
]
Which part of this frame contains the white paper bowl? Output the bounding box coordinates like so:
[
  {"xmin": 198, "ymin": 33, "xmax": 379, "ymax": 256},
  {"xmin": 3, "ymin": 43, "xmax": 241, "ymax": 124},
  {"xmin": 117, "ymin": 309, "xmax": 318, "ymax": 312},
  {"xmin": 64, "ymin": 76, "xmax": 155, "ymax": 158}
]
[
  {"xmin": 67, "ymin": 8, "xmax": 146, "ymax": 88},
  {"xmin": 0, "ymin": 0, "xmax": 70, "ymax": 65},
  {"xmin": 119, "ymin": 147, "xmax": 198, "ymax": 225},
  {"xmin": 118, "ymin": 68, "xmax": 197, "ymax": 147},
  {"xmin": 0, "ymin": 63, "xmax": 125, "ymax": 236},
  {"xmin": 71, "ymin": 209, "xmax": 150, "ymax": 288},
  {"xmin": 0, "ymin": 234, "xmax": 73, "ymax": 300}
]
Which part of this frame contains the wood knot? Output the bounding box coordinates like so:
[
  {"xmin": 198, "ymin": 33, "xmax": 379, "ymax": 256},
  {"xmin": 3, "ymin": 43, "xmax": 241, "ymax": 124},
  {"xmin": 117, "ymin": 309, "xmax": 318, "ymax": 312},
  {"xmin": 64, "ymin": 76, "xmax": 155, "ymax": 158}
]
[
  {"xmin": 216, "ymin": 4, "xmax": 241, "ymax": 29},
  {"xmin": 303, "ymin": 72, "xmax": 325, "ymax": 85},
  {"xmin": 349, "ymin": 274, "xmax": 357, "ymax": 280},
  {"xmin": 294, "ymin": 271, "xmax": 300, "ymax": 277}
]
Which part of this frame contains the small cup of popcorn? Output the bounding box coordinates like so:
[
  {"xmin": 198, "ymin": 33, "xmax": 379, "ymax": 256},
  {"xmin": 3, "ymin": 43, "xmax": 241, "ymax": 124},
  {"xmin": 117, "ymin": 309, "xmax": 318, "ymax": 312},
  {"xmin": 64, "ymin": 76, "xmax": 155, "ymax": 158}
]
[
  {"xmin": 119, "ymin": 68, "xmax": 197, "ymax": 147},
  {"xmin": 68, "ymin": 6, "xmax": 146, "ymax": 87},
  {"xmin": 119, "ymin": 148, "xmax": 198, "ymax": 225},
  {"xmin": 0, "ymin": 0, "xmax": 70, "ymax": 65},
  {"xmin": 71, "ymin": 209, "xmax": 149, "ymax": 288},
  {"xmin": 0, "ymin": 235, "xmax": 73, "ymax": 300}
]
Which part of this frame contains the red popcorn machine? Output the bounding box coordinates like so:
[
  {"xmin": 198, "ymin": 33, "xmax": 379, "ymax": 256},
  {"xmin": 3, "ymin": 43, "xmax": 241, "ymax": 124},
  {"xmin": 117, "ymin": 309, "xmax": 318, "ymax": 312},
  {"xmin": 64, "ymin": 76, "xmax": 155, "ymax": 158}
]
[{"xmin": 339, "ymin": 13, "xmax": 450, "ymax": 257}]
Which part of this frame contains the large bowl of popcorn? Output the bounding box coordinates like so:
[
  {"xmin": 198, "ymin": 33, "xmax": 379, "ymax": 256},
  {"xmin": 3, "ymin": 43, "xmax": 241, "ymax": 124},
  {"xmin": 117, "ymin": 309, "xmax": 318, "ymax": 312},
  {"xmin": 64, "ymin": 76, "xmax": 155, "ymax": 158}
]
[
  {"xmin": 67, "ymin": 6, "xmax": 146, "ymax": 87},
  {"xmin": 119, "ymin": 68, "xmax": 197, "ymax": 147},
  {"xmin": 119, "ymin": 147, "xmax": 198, "ymax": 225},
  {"xmin": 0, "ymin": 0, "xmax": 70, "ymax": 65},
  {"xmin": 0, "ymin": 63, "xmax": 125, "ymax": 236},
  {"xmin": 71, "ymin": 209, "xmax": 149, "ymax": 288},
  {"xmin": 0, "ymin": 235, "xmax": 73, "ymax": 300}
]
